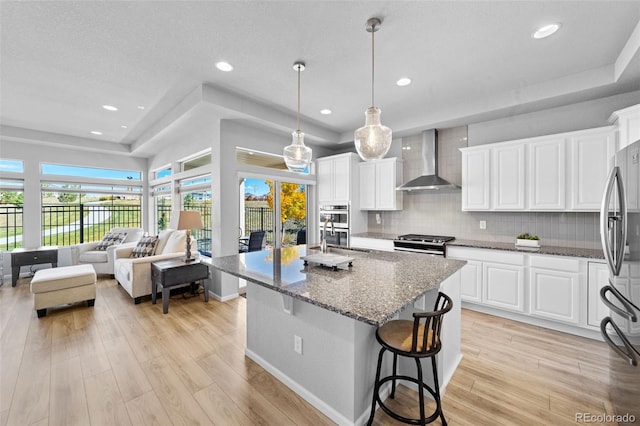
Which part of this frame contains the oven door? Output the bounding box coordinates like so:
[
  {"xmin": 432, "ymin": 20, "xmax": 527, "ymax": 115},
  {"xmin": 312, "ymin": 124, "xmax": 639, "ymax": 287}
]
[
  {"xmin": 393, "ymin": 241, "xmax": 446, "ymax": 256},
  {"xmin": 320, "ymin": 228, "xmax": 348, "ymax": 247}
]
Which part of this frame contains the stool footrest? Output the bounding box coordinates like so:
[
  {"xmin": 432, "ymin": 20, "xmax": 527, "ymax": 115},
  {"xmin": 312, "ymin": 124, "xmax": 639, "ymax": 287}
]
[{"xmin": 374, "ymin": 375, "xmax": 441, "ymax": 425}]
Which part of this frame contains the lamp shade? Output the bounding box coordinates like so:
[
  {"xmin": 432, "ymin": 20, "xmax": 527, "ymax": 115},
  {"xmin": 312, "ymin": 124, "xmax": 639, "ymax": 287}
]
[
  {"xmin": 176, "ymin": 210, "xmax": 204, "ymax": 230},
  {"xmin": 354, "ymin": 106, "xmax": 392, "ymax": 161}
]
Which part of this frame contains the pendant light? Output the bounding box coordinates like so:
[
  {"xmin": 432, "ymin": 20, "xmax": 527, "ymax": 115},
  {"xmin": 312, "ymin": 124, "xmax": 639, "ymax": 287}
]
[
  {"xmin": 354, "ymin": 17, "xmax": 392, "ymax": 161},
  {"xmin": 284, "ymin": 61, "xmax": 312, "ymax": 173}
]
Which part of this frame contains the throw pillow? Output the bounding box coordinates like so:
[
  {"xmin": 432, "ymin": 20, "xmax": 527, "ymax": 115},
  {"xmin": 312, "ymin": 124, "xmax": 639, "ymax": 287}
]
[
  {"xmin": 130, "ymin": 235, "xmax": 159, "ymax": 258},
  {"xmin": 94, "ymin": 232, "xmax": 128, "ymax": 251}
]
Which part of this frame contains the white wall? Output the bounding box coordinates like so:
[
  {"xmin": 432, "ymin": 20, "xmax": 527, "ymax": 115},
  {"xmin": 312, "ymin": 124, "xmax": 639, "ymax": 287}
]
[{"xmin": 468, "ymin": 90, "xmax": 640, "ymax": 146}]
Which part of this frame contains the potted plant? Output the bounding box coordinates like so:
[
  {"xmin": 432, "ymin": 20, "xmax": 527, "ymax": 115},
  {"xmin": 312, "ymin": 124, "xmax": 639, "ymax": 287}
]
[{"xmin": 516, "ymin": 233, "xmax": 540, "ymax": 248}]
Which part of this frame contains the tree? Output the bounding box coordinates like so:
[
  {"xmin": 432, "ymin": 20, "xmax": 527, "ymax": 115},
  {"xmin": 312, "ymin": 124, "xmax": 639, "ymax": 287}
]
[
  {"xmin": 0, "ymin": 191, "xmax": 23, "ymax": 205},
  {"xmin": 266, "ymin": 182, "xmax": 306, "ymax": 241},
  {"xmin": 57, "ymin": 192, "xmax": 78, "ymax": 203}
]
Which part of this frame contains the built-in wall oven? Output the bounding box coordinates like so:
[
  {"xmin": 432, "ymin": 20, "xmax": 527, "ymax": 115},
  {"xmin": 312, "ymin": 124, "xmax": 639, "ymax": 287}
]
[{"xmin": 319, "ymin": 204, "xmax": 349, "ymax": 247}]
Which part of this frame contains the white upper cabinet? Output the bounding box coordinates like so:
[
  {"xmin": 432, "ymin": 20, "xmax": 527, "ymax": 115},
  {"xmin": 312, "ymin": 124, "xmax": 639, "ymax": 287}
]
[
  {"xmin": 569, "ymin": 127, "xmax": 615, "ymax": 210},
  {"xmin": 461, "ymin": 126, "xmax": 614, "ymax": 212},
  {"xmin": 316, "ymin": 153, "xmax": 359, "ymax": 204},
  {"xmin": 358, "ymin": 157, "xmax": 403, "ymax": 211},
  {"xmin": 492, "ymin": 143, "xmax": 525, "ymax": 210},
  {"xmin": 609, "ymin": 104, "xmax": 640, "ymax": 150},
  {"xmin": 461, "ymin": 149, "xmax": 490, "ymax": 210},
  {"xmin": 528, "ymin": 137, "xmax": 566, "ymax": 210}
]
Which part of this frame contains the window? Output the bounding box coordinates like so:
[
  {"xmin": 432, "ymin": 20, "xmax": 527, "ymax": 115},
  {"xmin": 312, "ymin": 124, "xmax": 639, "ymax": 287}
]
[
  {"xmin": 182, "ymin": 189, "xmax": 211, "ymax": 256},
  {"xmin": 182, "ymin": 153, "xmax": 211, "ymax": 172},
  {"xmin": 40, "ymin": 164, "xmax": 143, "ymax": 246},
  {"xmin": 154, "ymin": 167, "xmax": 172, "ymax": 180},
  {"xmin": 0, "ymin": 179, "xmax": 24, "ymax": 250},
  {"xmin": 153, "ymin": 185, "xmax": 172, "ymax": 232},
  {"xmin": 0, "ymin": 159, "xmax": 24, "ymax": 173}
]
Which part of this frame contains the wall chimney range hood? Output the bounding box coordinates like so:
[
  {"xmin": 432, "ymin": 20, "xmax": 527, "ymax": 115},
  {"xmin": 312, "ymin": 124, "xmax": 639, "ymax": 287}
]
[{"xmin": 396, "ymin": 129, "xmax": 458, "ymax": 191}]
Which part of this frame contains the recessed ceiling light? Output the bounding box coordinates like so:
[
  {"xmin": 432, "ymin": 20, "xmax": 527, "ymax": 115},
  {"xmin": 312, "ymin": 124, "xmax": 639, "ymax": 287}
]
[
  {"xmin": 102, "ymin": 105, "xmax": 118, "ymax": 111},
  {"xmin": 396, "ymin": 78, "xmax": 412, "ymax": 87},
  {"xmin": 121, "ymin": 125, "xmax": 128, "ymax": 129},
  {"xmin": 320, "ymin": 109, "xmax": 332, "ymax": 115},
  {"xmin": 137, "ymin": 105, "xmax": 145, "ymax": 110},
  {"xmin": 216, "ymin": 61, "xmax": 234, "ymax": 72},
  {"xmin": 533, "ymin": 23, "xmax": 560, "ymax": 39},
  {"xmin": 90, "ymin": 131, "xmax": 103, "ymax": 135}
]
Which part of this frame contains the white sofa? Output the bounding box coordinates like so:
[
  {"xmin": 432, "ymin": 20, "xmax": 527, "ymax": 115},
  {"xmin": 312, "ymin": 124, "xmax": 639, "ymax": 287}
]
[
  {"xmin": 71, "ymin": 227, "xmax": 143, "ymax": 275},
  {"xmin": 113, "ymin": 229, "xmax": 197, "ymax": 304}
]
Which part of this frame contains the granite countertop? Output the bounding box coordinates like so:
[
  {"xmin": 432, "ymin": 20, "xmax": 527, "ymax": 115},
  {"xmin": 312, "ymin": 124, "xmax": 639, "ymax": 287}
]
[
  {"xmin": 448, "ymin": 239, "xmax": 604, "ymax": 259},
  {"xmin": 209, "ymin": 245, "xmax": 466, "ymax": 326},
  {"xmin": 350, "ymin": 232, "xmax": 398, "ymax": 240}
]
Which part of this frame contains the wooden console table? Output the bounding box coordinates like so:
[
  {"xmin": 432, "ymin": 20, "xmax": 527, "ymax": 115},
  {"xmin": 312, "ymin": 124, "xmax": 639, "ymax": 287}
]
[
  {"xmin": 11, "ymin": 247, "xmax": 58, "ymax": 287},
  {"xmin": 150, "ymin": 258, "xmax": 209, "ymax": 314}
]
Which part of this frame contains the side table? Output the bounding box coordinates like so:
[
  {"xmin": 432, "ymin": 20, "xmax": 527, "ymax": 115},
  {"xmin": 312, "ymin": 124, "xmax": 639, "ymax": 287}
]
[
  {"xmin": 11, "ymin": 247, "xmax": 58, "ymax": 287},
  {"xmin": 150, "ymin": 258, "xmax": 209, "ymax": 314}
]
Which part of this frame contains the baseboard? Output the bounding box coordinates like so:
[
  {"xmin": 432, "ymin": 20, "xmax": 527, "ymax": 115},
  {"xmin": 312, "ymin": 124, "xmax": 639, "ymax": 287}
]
[
  {"xmin": 245, "ymin": 347, "xmax": 389, "ymax": 426},
  {"xmin": 210, "ymin": 290, "xmax": 238, "ymax": 302}
]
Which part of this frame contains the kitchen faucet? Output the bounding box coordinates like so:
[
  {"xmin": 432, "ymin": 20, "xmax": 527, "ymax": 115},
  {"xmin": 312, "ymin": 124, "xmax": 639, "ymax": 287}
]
[{"xmin": 321, "ymin": 216, "xmax": 335, "ymax": 253}]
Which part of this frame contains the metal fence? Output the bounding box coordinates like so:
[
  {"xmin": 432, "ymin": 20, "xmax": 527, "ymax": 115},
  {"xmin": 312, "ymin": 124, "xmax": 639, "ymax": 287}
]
[
  {"xmin": 42, "ymin": 204, "xmax": 141, "ymax": 246},
  {"xmin": 0, "ymin": 206, "xmax": 23, "ymax": 250},
  {"xmin": 244, "ymin": 206, "xmax": 274, "ymax": 244}
]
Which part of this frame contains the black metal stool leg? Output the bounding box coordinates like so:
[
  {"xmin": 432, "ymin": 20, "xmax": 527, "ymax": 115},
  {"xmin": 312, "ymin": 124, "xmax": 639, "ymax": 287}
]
[
  {"xmin": 391, "ymin": 352, "xmax": 398, "ymax": 398},
  {"xmin": 431, "ymin": 356, "xmax": 447, "ymax": 426},
  {"xmin": 415, "ymin": 358, "xmax": 426, "ymax": 426},
  {"xmin": 367, "ymin": 347, "xmax": 386, "ymax": 426}
]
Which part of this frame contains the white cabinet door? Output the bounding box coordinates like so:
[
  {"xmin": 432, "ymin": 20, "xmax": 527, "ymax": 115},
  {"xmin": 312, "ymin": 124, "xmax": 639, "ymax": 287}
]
[
  {"xmin": 530, "ymin": 268, "xmax": 580, "ymax": 324},
  {"xmin": 359, "ymin": 162, "xmax": 376, "ymax": 210},
  {"xmin": 462, "ymin": 149, "xmax": 490, "ymax": 210},
  {"xmin": 492, "ymin": 143, "xmax": 525, "ymax": 210},
  {"xmin": 587, "ymin": 262, "xmax": 610, "ymax": 327},
  {"xmin": 333, "ymin": 155, "xmax": 351, "ymax": 202},
  {"xmin": 376, "ymin": 159, "xmax": 401, "ymax": 210},
  {"xmin": 570, "ymin": 130, "xmax": 614, "ymax": 210},
  {"xmin": 317, "ymin": 158, "xmax": 334, "ymax": 203},
  {"xmin": 528, "ymin": 138, "xmax": 565, "ymax": 210},
  {"xmin": 358, "ymin": 158, "xmax": 402, "ymax": 210},
  {"xmin": 483, "ymin": 262, "xmax": 525, "ymax": 312},
  {"xmin": 460, "ymin": 260, "xmax": 482, "ymax": 303}
]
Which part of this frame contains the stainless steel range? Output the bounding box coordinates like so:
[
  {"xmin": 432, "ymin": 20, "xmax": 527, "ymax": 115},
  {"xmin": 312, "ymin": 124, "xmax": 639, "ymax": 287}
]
[{"xmin": 393, "ymin": 234, "xmax": 455, "ymax": 256}]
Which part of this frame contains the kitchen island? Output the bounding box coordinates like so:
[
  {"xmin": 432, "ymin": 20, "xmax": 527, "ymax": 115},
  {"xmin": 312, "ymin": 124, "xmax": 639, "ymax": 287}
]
[{"xmin": 209, "ymin": 245, "xmax": 465, "ymax": 426}]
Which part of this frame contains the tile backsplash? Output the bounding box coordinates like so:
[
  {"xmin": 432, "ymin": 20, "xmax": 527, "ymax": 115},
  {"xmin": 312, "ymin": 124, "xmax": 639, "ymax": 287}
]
[{"xmin": 366, "ymin": 190, "xmax": 601, "ymax": 249}]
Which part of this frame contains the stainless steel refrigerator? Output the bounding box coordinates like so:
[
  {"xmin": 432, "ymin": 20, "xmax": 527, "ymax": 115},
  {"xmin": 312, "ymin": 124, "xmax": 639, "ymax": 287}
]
[{"xmin": 599, "ymin": 139, "xmax": 640, "ymax": 424}]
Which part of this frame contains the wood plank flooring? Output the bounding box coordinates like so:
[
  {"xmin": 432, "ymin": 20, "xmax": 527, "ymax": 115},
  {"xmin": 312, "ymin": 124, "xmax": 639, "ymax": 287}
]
[{"xmin": 1, "ymin": 276, "xmax": 619, "ymax": 425}]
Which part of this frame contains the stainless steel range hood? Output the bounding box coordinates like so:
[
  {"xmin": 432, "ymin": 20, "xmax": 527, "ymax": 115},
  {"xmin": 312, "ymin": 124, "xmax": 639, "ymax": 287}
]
[{"xmin": 396, "ymin": 129, "xmax": 458, "ymax": 191}]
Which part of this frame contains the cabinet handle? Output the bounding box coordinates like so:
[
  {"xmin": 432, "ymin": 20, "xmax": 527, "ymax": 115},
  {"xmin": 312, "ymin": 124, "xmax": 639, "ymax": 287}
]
[{"xmin": 600, "ymin": 316, "xmax": 639, "ymax": 366}]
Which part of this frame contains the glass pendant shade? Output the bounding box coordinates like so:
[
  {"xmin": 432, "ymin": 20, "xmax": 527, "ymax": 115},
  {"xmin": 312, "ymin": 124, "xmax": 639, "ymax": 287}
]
[
  {"xmin": 284, "ymin": 130, "xmax": 312, "ymax": 172},
  {"xmin": 284, "ymin": 61, "xmax": 312, "ymax": 173},
  {"xmin": 354, "ymin": 106, "xmax": 392, "ymax": 161}
]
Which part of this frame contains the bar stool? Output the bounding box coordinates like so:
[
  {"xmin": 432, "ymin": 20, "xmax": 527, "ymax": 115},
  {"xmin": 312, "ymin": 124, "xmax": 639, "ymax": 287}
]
[{"xmin": 367, "ymin": 292, "xmax": 452, "ymax": 426}]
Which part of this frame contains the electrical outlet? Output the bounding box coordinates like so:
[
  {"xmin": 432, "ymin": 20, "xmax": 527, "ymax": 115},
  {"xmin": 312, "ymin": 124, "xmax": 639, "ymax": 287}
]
[
  {"xmin": 375, "ymin": 213, "xmax": 381, "ymax": 224},
  {"xmin": 294, "ymin": 335, "xmax": 303, "ymax": 355},
  {"xmin": 479, "ymin": 220, "xmax": 486, "ymax": 230}
]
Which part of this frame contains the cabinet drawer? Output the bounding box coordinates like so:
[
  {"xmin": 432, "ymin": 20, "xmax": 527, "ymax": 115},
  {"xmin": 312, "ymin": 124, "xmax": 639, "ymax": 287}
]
[
  {"xmin": 529, "ymin": 255, "xmax": 580, "ymax": 272},
  {"xmin": 448, "ymin": 246, "xmax": 524, "ymax": 265}
]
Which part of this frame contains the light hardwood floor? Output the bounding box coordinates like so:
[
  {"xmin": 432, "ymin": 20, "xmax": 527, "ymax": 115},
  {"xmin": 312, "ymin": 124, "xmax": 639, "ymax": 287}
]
[{"xmin": 1, "ymin": 276, "xmax": 618, "ymax": 426}]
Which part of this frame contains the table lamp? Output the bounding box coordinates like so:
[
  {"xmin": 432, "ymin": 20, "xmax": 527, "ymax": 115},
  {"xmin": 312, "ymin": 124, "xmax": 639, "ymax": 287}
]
[{"xmin": 176, "ymin": 210, "xmax": 204, "ymax": 262}]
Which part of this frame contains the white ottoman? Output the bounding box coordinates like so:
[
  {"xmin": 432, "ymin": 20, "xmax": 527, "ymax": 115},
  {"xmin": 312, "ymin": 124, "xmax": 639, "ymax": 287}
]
[{"xmin": 30, "ymin": 264, "xmax": 97, "ymax": 318}]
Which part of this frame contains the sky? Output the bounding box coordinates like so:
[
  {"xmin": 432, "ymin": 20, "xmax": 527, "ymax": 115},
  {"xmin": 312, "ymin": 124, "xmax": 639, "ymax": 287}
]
[{"xmin": 245, "ymin": 178, "xmax": 270, "ymax": 196}]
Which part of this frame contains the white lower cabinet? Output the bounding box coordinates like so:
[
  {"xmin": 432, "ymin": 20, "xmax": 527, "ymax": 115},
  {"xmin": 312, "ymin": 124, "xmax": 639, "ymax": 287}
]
[
  {"xmin": 448, "ymin": 245, "xmax": 608, "ymax": 337},
  {"xmin": 530, "ymin": 268, "xmax": 579, "ymax": 324},
  {"xmin": 349, "ymin": 236, "xmax": 394, "ymax": 252},
  {"xmin": 587, "ymin": 261, "xmax": 609, "ymax": 327},
  {"xmin": 459, "ymin": 260, "xmax": 482, "ymax": 303},
  {"xmin": 483, "ymin": 262, "xmax": 525, "ymax": 312}
]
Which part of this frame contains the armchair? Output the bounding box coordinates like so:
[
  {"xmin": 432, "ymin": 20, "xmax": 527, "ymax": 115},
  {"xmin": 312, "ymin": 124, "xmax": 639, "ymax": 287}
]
[
  {"xmin": 114, "ymin": 229, "xmax": 198, "ymax": 304},
  {"xmin": 71, "ymin": 227, "xmax": 143, "ymax": 275}
]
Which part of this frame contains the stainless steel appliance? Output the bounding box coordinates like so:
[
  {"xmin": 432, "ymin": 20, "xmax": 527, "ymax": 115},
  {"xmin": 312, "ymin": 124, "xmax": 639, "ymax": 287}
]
[
  {"xmin": 599, "ymin": 139, "xmax": 640, "ymax": 424},
  {"xmin": 319, "ymin": 204, "xmax": 349, "ymax": 247},
  {"xmin": 393, "ymin": 234, "xmax": 455, "ymax": 256}
]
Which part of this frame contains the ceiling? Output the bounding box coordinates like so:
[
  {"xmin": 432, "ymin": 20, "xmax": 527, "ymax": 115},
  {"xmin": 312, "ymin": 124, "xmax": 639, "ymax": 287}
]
[{"xmin": 1, "ymin": 1, "xmax": 639, "ymax": 157}]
